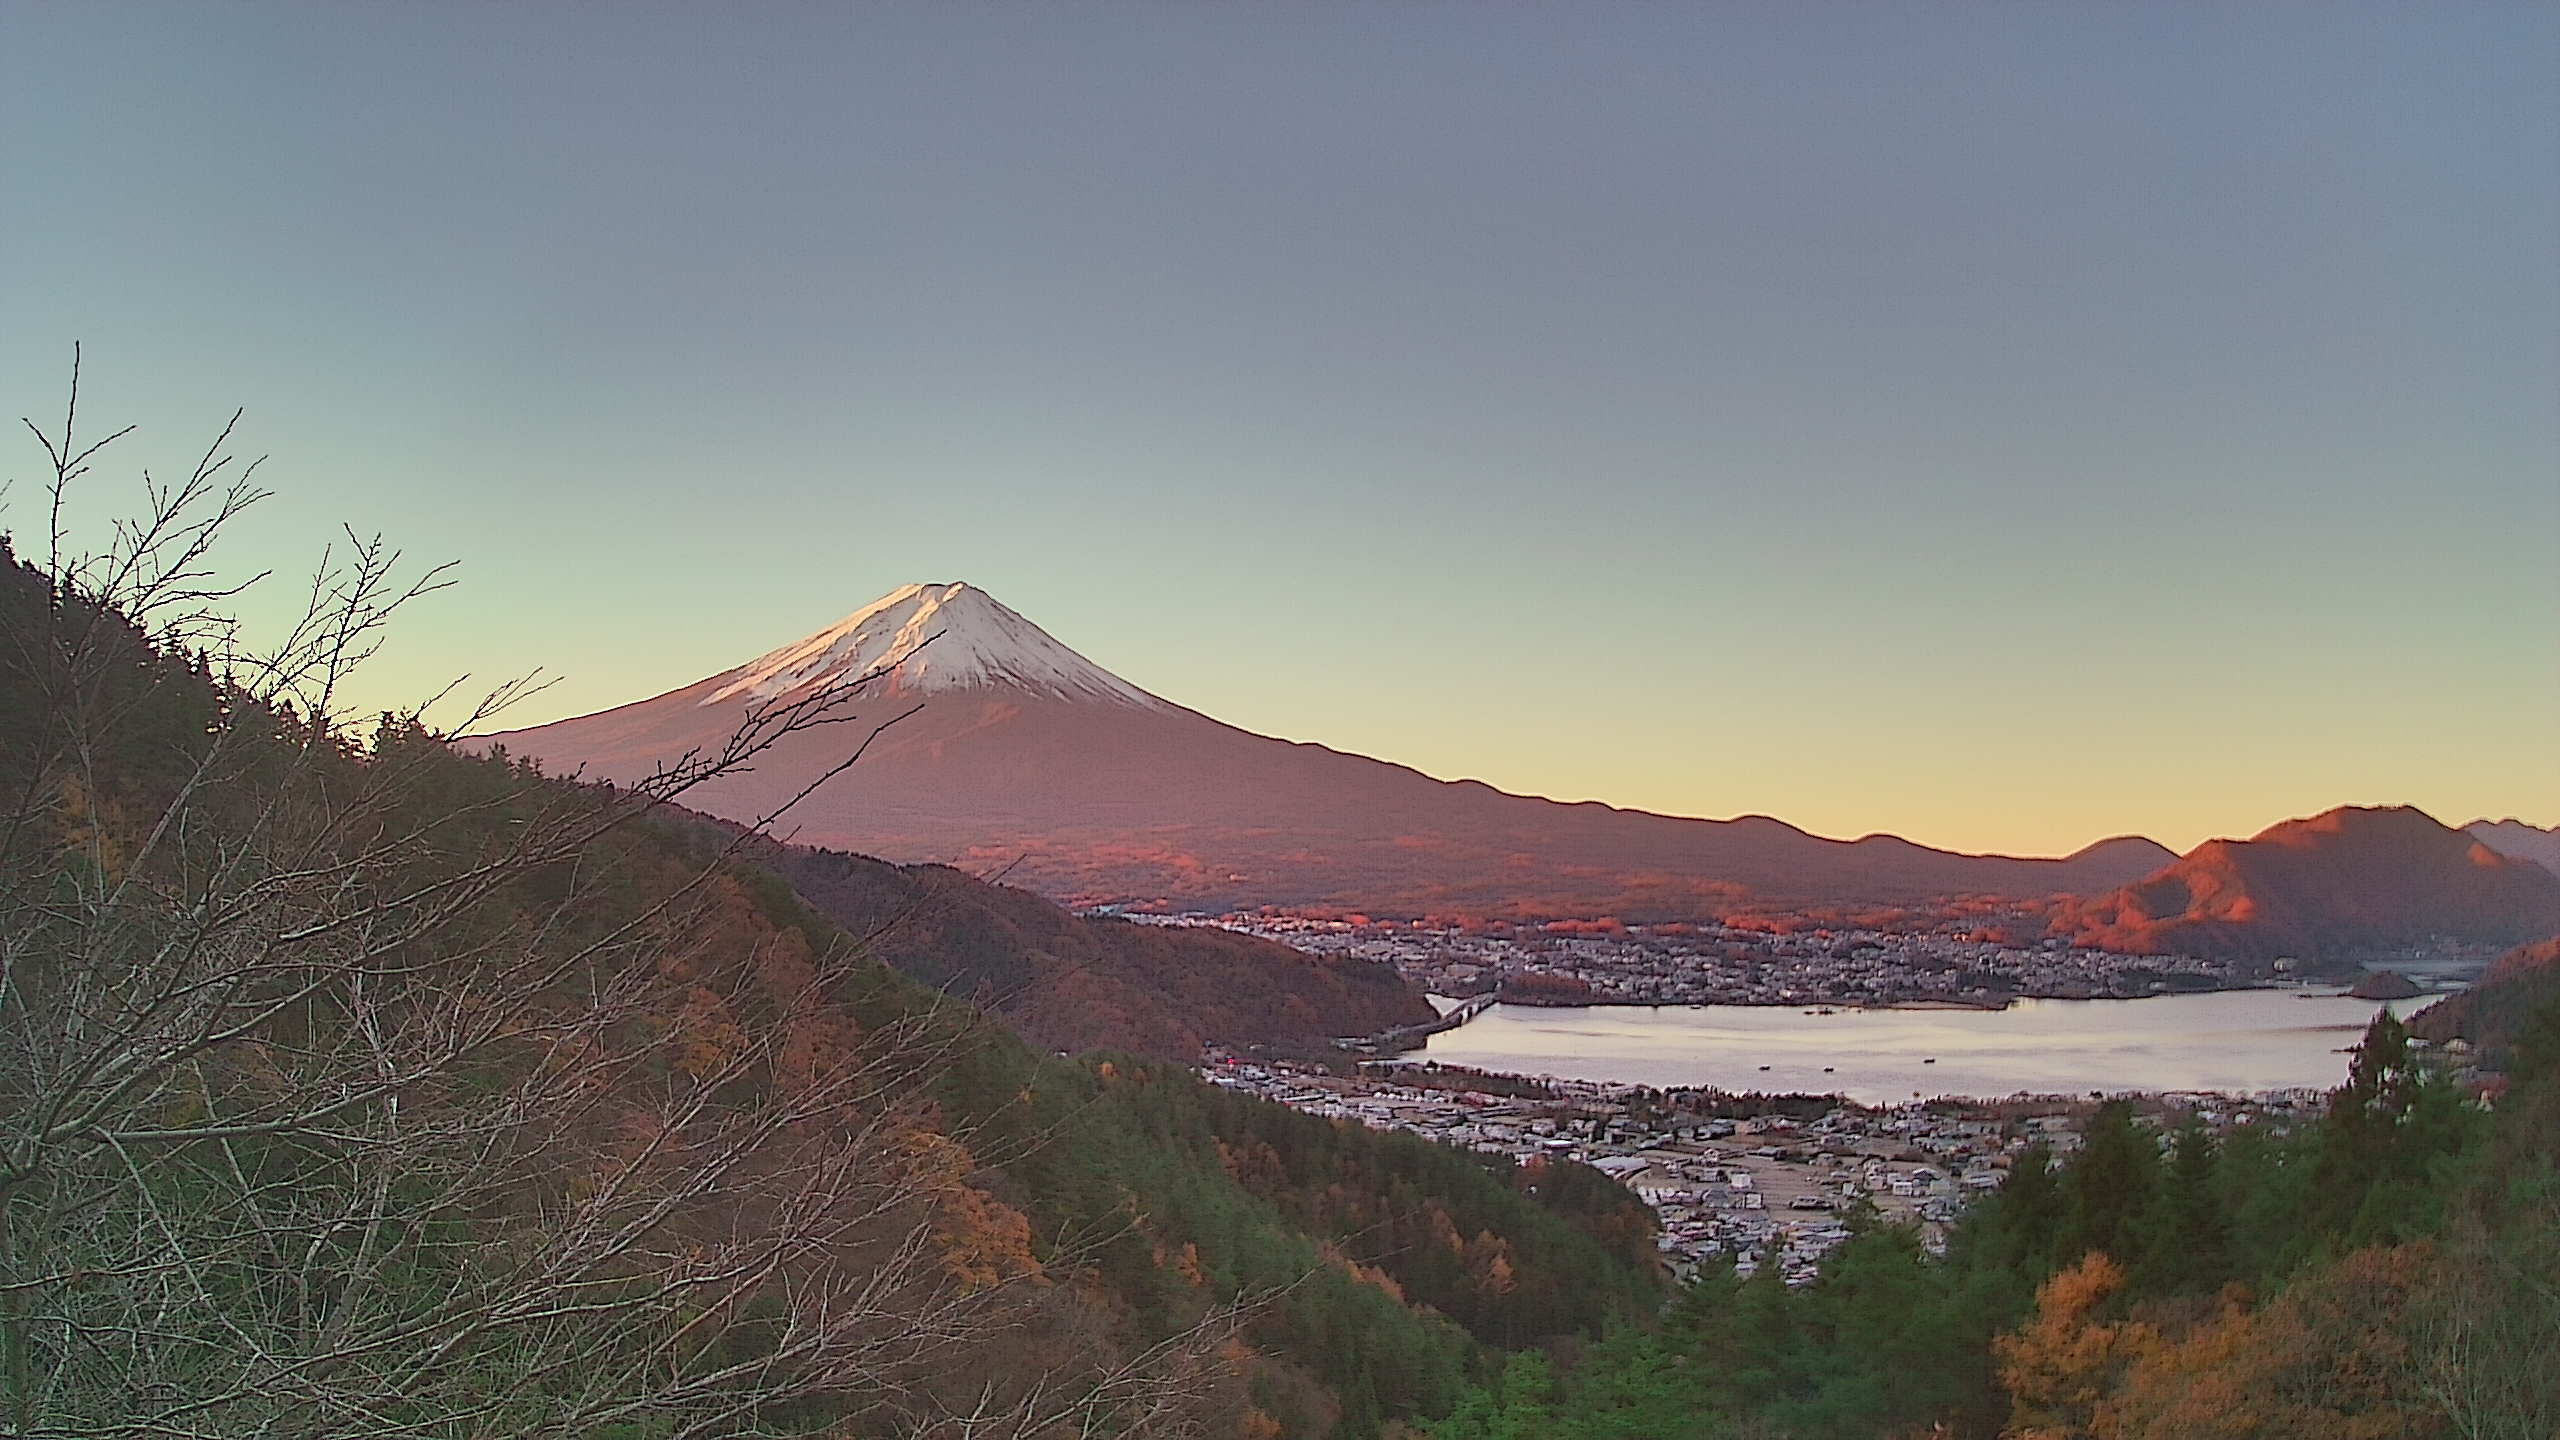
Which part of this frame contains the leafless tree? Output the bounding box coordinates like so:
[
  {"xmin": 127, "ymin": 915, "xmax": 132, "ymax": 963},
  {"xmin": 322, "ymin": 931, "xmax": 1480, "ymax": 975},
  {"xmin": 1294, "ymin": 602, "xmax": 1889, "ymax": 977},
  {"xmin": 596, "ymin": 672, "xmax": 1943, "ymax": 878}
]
[
  {"xmin": 2409, "ymin": 1135, "xmax": 2560, "ymax": 1439},
  {"xmin": 0, "ymin": 361, "xmax": 1255, "ymax": 1439}
]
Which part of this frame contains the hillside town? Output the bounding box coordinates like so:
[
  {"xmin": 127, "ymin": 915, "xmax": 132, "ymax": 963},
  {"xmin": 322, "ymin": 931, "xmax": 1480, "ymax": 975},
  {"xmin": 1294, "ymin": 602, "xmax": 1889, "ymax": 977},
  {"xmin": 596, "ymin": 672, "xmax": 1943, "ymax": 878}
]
[
  {"xmin": 1199, "ymin": 1052, "xmax": 2333, "ymax": 1283},
  {"xmin": 1119, "ymin": 909, "xmax": 2242, "ymax": 1007}
]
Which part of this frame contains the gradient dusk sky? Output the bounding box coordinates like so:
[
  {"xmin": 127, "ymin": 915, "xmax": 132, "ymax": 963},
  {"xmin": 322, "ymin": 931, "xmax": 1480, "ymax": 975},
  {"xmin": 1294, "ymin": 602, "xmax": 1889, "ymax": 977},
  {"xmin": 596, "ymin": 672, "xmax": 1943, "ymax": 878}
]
[{"xmin": 4, "ymin": 3, "xmax": 2553, "ymax": 856}]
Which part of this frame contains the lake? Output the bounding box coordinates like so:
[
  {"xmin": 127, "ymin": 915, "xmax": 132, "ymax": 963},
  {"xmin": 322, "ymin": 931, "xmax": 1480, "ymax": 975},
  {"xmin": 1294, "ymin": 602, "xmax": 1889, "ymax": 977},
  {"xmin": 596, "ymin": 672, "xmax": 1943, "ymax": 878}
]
[{"xmin": 1417, "ymin": 989, "xmax": 2440, "ymax": 1104}]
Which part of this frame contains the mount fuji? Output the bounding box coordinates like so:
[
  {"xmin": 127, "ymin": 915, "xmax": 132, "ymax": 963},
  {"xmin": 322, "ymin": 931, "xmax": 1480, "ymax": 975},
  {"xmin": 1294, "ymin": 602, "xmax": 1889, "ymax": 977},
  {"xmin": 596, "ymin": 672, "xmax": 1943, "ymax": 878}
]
[
  {"xmin": 701, "ymin": 582, "xmax": 1170, "ymax": 712},
  {"xmin": 483, "ymin": 583, "xmax": 2174, "ymax": 918}
]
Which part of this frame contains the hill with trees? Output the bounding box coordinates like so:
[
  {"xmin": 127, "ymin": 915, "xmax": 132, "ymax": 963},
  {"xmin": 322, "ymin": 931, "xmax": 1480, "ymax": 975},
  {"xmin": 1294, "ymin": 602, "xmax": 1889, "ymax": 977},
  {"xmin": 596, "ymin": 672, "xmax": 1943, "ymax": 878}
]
[
  {"xmin": 2047, "ymin": 805, "xmax": 2560, "ymax": 966},
  {"xmin": 2409, "ymin": 935, "xmax": 2560, "ymax": 1073},
  {"xmin": 710, "ymin": 835, "xmax": 1434, "ymax": 1057}
]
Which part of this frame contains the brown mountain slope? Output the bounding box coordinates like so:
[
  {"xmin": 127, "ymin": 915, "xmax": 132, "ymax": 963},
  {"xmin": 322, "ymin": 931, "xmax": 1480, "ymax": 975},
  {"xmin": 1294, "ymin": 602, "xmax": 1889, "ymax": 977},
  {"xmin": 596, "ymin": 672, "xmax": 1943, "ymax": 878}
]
[
  {"xmin": 722, "ymin": 832, "xmax": 1434, "ymax": 1056},
  {"xmin": 2050, "ymin": 806, "xmax": 2560, "ymax": 965},
  {"xmin": 482, "ymin": 585, "xmax": 2172, "ymax": 919},
  {"xmin": 2407, "ymin": 936, "xmax": 2560, "ymax": 1071}
]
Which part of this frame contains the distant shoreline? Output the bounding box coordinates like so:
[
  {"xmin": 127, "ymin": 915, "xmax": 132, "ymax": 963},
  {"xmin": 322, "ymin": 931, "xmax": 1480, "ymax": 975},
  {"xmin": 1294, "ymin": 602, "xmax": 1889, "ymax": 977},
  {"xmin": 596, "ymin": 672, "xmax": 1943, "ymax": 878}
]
[
  {"xmin": 1467, "ymin": 985, "xmax": 2311, "ymax": 1015},
  {"xmin": 1408, "ymin": 981, "xmax": 2441, "ymax": 1041}
]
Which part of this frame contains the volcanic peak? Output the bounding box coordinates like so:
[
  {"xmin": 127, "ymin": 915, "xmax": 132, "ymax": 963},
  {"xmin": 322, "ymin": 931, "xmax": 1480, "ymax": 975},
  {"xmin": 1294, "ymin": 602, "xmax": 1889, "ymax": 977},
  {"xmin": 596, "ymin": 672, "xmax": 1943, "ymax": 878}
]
[{"xmin": 702, "ymin": 582, "xmax": 1168, "ymax": 710}]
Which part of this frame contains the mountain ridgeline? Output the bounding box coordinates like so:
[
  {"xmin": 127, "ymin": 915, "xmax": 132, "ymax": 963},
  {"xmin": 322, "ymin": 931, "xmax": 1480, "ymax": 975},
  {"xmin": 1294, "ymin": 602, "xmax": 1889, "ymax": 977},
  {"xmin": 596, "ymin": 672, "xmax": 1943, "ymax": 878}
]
[
  {"xmin": 487, "ymin": 583, "xmax": 2560, "ymax": 968},
  {"xmin": 2469, "ymin": 816, "xmax": 2560, "ymax": 876},
  {"xmin": 487, "ymin": 581, "xmax": 2174, "ymax": 921}
]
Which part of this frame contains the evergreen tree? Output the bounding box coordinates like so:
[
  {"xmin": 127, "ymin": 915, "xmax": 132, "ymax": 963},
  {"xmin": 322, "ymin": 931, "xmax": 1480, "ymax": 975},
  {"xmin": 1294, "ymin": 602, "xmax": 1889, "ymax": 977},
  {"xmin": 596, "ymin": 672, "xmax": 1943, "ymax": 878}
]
[
  {"xmin": 2134, "ymin": 1116, "xmax": 2232, "ymax": 1297},
  {"xmin": 2058, "ymin": 1100, "xmax": 2158, "ymax": 1266},
  {"xmin": 2308, "ymin": 1010, "xmax": 2426, "ymax": 1245},
  {"xmin": 1988, "ymin": 1143, "xmax": 2064, "ymax": 1274},
  {"xmin": 1429, "ymin": 1352, "xmax": 1563, "ymax": 1440},
  {"xmin": 1723, "ymin": 1234, "xmax": 1798, "ymax": 1412}
]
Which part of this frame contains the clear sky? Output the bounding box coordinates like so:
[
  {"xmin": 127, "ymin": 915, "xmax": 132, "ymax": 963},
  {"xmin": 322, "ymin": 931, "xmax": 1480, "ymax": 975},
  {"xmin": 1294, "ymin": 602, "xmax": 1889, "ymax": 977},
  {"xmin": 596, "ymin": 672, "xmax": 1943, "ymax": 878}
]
[{"xmin": 5, "ymin": 3, "xmax": 2554, "ymax": 857}]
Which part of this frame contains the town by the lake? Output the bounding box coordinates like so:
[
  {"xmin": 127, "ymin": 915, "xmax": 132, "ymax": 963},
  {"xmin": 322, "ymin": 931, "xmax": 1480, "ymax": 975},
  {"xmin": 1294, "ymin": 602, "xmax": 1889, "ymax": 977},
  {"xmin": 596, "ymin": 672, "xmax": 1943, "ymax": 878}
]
[{"xmin": 1152, "ymin": 908, "xmax": 2488, "ymax": 1282}]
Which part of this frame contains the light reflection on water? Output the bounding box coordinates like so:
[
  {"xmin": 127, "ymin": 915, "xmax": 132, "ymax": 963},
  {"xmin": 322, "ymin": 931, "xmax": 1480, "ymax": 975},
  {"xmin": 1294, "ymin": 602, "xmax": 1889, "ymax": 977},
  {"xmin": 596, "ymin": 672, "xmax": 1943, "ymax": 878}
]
[{"xmin": 1418, "ymin": 989, "xmax": 2438, "ymax": 1103}]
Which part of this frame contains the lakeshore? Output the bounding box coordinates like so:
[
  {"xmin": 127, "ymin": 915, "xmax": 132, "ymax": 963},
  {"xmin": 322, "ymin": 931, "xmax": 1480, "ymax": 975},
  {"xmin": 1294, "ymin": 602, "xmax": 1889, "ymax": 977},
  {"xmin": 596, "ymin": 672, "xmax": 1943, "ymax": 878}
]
[{"xmin": 1415, "ymin": 987, "xmax": 2438, "ymax": 1106}]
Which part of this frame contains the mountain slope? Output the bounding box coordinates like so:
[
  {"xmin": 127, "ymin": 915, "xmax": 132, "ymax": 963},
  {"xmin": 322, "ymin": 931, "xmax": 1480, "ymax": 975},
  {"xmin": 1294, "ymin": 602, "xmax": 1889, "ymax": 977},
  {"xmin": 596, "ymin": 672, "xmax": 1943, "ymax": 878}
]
[
  {"xmin": 486, "ymin": 583, "xmax": 2172, "ymax": 918},
  {"xmin": 2469, "ymin": 817, "xmax": 2560, "ymax": 876},
  {"xmin": 722, "ymin": 830, "xmax": 1435, "ymax": 1056},
  {"xmin": 2050, "ymin": 806, "xmax": 2560, "ymax": 964},
  {"xmin": 2408, "ymin": 935, "xmax": 2560, "ymax": 1071}
]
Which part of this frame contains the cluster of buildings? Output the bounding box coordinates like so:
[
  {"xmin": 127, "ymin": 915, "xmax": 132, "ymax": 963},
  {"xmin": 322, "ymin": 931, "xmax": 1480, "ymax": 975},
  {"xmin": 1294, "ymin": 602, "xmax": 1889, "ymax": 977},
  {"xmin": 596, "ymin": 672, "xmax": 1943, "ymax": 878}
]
[
  {"xmin": 1200, "ymin": 1053, "xmax": 2115, "ymax": 1281},
  {"xmin": 1203, "ymin": 1053, "xmax": 2344, "ymax": 1281},
  {"xmin": 1128, "ymin": 910, "xmax": 2236, "ymax": 1007}
]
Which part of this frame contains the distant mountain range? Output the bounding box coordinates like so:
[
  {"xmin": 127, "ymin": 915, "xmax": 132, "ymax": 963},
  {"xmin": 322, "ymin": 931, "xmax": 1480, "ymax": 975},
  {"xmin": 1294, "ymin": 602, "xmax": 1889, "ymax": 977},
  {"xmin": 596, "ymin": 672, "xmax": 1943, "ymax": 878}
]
[
  {"xmin": 484, "ymin": 585, "xmax": 2556, "ymax": 970},
  {"xmin": 485, "ymin": 582, "xmax": 2175, "ymax": 919},
  {"xmin": 2048, "ymin": 806, "xmax": 2560, "ymax": 965},
  {"xmin": 2467, "ymin": 817, "xmax": 2560, "ymax": 876}
]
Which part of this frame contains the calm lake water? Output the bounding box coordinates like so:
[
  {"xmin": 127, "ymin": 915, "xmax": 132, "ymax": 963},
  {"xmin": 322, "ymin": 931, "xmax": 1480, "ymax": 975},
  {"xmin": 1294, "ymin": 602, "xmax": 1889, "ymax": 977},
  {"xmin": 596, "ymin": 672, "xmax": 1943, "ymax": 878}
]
[{"xmin": 1418, "ymin": 989, "xmax": 2439, "ymax": 1104}]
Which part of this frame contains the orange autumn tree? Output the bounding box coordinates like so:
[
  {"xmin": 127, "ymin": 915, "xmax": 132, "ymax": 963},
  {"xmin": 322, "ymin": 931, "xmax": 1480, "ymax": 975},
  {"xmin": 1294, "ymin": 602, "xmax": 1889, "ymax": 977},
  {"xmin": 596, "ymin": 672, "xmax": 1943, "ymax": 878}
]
[
  {"xmin": 2094, "ymin": 1244, "xmax": 2448, "ymax": 1440},
  {"xmin": 1995, "ymin": 1244, "xmax": 2458, "ymax": 1440},
  {"xmin": 1993, "ymin": 1254, "xmax": 2160, "ymax": 1439}
]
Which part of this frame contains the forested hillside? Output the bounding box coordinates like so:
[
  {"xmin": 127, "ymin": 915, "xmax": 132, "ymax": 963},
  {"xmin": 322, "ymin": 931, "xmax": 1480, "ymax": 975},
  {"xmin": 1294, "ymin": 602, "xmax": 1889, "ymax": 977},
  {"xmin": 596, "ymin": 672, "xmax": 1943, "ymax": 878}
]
[
  {"xmin": 2410, "ymin": 936, "xmax": 2560, "ymax": 1074},
  {"xmin": 719, "ymin": 837, "xmax": 1434, "ymax": 1057},
  {"xmin": 0, "ymin": 464, "xmax": 1655, "ymax": 1440}
]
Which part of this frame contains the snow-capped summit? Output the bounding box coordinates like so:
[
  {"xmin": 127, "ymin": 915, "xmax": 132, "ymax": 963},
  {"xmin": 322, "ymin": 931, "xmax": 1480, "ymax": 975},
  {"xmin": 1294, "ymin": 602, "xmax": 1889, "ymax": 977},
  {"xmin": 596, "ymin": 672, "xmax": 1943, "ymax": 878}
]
[{"xmin": 703, "ymin": 582, "xmax": 1167, "ymax": 710}]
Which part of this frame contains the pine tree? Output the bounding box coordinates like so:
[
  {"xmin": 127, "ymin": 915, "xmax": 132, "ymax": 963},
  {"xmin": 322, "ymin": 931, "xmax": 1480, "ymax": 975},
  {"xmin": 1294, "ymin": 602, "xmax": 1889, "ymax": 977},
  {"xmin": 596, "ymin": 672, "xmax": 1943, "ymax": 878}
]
[
  {"xmin": 2134, "ymin": 1116, "xmax": 2232, "ymax": 1297},
  {"xmin": 1991, "ymin": 1143, "xmax": 2064, "ymax": 1274},
  {"xmin": 2058, "ymin": 1100, "xmax": 2158, "ymax": 1266},
  {"xmin": 2308, "ymin": 1010, "xmax": 2422, "ymax": 1243}
]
